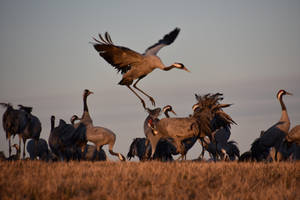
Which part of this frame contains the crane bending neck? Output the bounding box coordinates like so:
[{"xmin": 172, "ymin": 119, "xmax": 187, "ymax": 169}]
[
  {"xmin": 278, "ymin": 94, "xmax": 290, "ymax": 131},
  {"xmin": 163, "ymin": 65, "xmax": 176, "ymax": 71},
  {"xmin": 164, "ymin": 111, "xmax": 170, "ymax": 118},
  {"xmin": 278, "ymin": 95, "xmax": 286, "ymax": 111}
]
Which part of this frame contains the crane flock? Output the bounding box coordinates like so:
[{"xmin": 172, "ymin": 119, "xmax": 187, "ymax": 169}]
[{"xmin": 0, "ymin": 28, "xmax": 299, "ymax": 162}]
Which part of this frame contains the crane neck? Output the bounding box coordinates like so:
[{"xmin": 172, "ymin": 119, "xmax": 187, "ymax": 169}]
[
  {"xmin": 50, "ymin": 118, "xmax": 55, "ymax": 131},
  {"xmin": 278, "ymin": 94, "xmax": 290, "ymax": 133},
  {"xmin": 163, "ymin": 64, "xmax": 176, "ymax": 71},
  {"xmin": 83, "ymin": 94, "xmax": 89, "ymax": 112},
  {"xmin": 279, "ymin": 94, "xmax": 287, "ymax": 111},
  {"xmin": 164, "ymin": 110, "xmax": 170, "ymax": 118}
]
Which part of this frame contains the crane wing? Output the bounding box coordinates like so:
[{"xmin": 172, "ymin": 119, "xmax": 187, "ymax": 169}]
[
  {"xmin": 144, "ymin": 27, "xmax": 180, "ymax": 56},
  {"xmin": 92, "ymin": 32, "xmax": 144, "ymax": 74},
  {"xmin": 57, "ymin": 119, "xmax": 76, "ymax": 145},
  {"xmin": 287, "ymin": 125, "xmax": 300, "ymax": 143}
]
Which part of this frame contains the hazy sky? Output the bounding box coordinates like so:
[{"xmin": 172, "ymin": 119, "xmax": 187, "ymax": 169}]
[{"xmin": 1, "ymin": 0, "xmax": 299, "ymax": 160}]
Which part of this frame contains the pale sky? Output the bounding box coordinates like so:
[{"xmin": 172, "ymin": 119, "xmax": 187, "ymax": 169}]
[{"xmin": 0, "ymin": 0, "xmax": 299, "ymax": 160}]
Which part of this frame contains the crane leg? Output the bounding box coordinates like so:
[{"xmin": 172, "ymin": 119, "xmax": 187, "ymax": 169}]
[
  {"xmin": 8, "ymin": 136, "xmax": 12, "ymax": 157},
  {"xmin": 23, "ymin": 138, "xmax": 27, "ymax": 159},
  {"xmin": 150, "ymin": 137, "xmax": 160, "ymax": 159},
  {"xmin": 198, "ymin": 138, "xmax": 205, "ymax": 160},
  {"xmin": 18, "ymin": 134, "xmax": 22, "ymax": 157},
  {"xmin": 175, "ymin": 140, "xmax": 185, "ymax": 160},
  {"xmin": 126, "ymin": 85, "xmax": 146, "ymax": 108},
  {"xmin": 143, "ymin": 138, "xmax": 151, "ymax": 160},
  {"xmin": 133, "ymin": 78, "xmax": 156, "ymax": 107},
  {"xmin": 34, "ymin": 139, "xmax": 38, "ymax": 160}
]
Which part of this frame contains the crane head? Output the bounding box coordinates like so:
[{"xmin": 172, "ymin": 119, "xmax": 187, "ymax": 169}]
[
  {"xmin": 277, "ymin": 89, "xmax": 292, "ymax": 99},
  {"xmin": 163, "ymin": 105, "xmax": 177, "ymax": 116},
  {"xmin": 83, "ymin": 89, "xmax": 94, "ymax": 97},
  {"xmin": 70, "ymin": 115, "xmax": 80, "ymax": 124},
  {"xmin": 173, "ymin": 63, "xmax": 190, "ymax": 72}
]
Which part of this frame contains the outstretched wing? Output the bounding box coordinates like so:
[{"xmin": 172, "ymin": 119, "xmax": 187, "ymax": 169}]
[
  {"xmin": 144, "ymin": 27, "xmax": 180, "ymax": 56},
  {"xmin": 92, "ymin": 32, "xmax": 144, "ymax": 74}
]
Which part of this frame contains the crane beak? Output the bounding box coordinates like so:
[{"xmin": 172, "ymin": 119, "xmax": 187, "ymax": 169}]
[
  {"xmin": 89, "ymin": 91, "xmax": 94, "ymax": 95},
  {"xmin": 171, "ymin": 110, "xmax": 177, "ymax": 116},
  {"xmin": 183, "ymin": 67, "xmax": 190, "ymax": 72},
  {"xmin": 286, "ymin": 91, "xmax": 293, "ymax": 96}
]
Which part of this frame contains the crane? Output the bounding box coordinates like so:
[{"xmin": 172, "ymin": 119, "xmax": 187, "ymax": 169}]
[{"xmin": 92, "ymin": 28, "xmax": 189, "ymax": 108}]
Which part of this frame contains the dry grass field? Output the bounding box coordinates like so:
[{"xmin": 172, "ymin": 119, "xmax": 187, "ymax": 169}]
[{"xmin": 0, "ymin": 161, "xmax": 299, "ymax": 200}]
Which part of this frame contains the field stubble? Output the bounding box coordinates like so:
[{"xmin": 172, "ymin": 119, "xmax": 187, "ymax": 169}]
[{"xmin": 0, "ymin": 161, "xmax": 299, "ymax": 200}]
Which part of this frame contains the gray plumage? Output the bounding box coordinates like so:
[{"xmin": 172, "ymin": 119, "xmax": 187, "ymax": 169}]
[
  {"xmin": 18, "ymin": 104, "xmax": 42, "ymax": 159},
  {"xmin": 85, "ymin": 126, "xmax": 125, "ymax": 161},
  {"xmin": 148, "ymin": 93, "xmax": 235, "ymax": 159},
  {"xmin": 81, "ymin": 144, "xmax": 107, "ymax": 161},
  {"xmin": 205, "ymin": 127, "xmax": 234, "ymax": 161},
  {"xmin": 250, "ymin": 137, "xmax": 269, "ymax": 161},
  {"xmin": 143, "ymin": 107, "xmax": 162, "ymax": 159},
  {"xmin": 1, "ymin": 103, "xmax": 28, "ymax": 157},
  {"xmin": 201, "ymin": 137, "xmax": 218, "ymax": 160},
  {"xmin": 7, "ymin": 144, "xmax": 20, "ymax": 161},
  {"xmin": 223, "ymin": 141, "xmax": 240, "ymax": 161},
  {"xmin": 92, "ymin": 28, "xmax": 189, "ymax": 108},
  {"xmin": 127, "ymin": 136, "xmax": 198, "ymax": 161},
  {"xmin": 48, "ymin": 116, "xmax": 87, "ymax": 161},
  {"xmin": 127, "ymin": 137, "xmax": 173, "ymax": 161},
  {"xmin": 26, "ymin": 138, "xmax": 50, "ymax": 161},
  {"xmin": 146, "ymin": 105, "xmax": 200, "ymax": 160},
  {"xmin": 201, "ymin": 137, "xmax": 239, "ymax": 161},
  {"xmin": 251, "ymin": 89, "xmax": 292, "ymax": 161},
  {"xmin": 276, "ymin": 140, "xmax": 300, "ymax": 161},
  {"xmin": 48, "ymin": 116, "xmax": 63, "ymax": 159},
  {"xmin": 73, "ymin": 90, "xmax": 125, "ymax": 161},
  {"xmin": 238, "ymin": 151, "xmax": 253, "ymax": 162},
  {"xmin": 286, "ymin": 125, "xmax": 300, "ymax": 145}
]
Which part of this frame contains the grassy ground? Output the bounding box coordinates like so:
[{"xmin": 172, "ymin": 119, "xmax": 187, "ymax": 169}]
[{"xmin": 0, "ymin": 161, "xmax": 299, "ymax": 200}]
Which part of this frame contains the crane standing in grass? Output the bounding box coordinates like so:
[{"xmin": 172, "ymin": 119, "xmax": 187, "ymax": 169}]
[
  {"xmin": 92, "ymin": 28, "xmax": 190, "ymax": 108},
  {"xmin": 251, "ymin": 89, "xmax": 292, "ymax": 161},
  {"xmin": 26, "ymin": 138, "xmax": 50, "ymax": 161},
  {"xmin": 72, "ymin": 89, "xmax": 125, "ymax": 161},
  {"xmin": 73, "ymin": 89, "xmax": 94, "ymax": 128},
  {"xmin": 1, "ymin": 103, "xmax": 28, "ymax": 157},
  {"xmin": 18, "ymin": 105, "xmax": 42, "ymax": 159},
  {"xmin": 7, "ymin": 144, "xmax": 20, "ymax": 161},
  {"xmin": 148, "ymin": 93, "xmax": 235, "ymax": 160}
]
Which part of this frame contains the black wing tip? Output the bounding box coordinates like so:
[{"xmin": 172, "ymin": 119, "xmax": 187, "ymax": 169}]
[
  {"xmin": 163, "ymin": 27, "xmax": 181, "ymax": 45},
  {"xmin": 174, "ymin": 27, "xmax": 181, "ymax": 33},
  {"xmin": 91, "ymin": 32, "xmax": 114, "ymax": 47}
]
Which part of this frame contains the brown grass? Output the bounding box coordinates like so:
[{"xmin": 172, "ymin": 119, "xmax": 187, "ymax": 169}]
[{"xmin": 0, "ymin": 161, "xmax": 299, "ymax": 200}]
